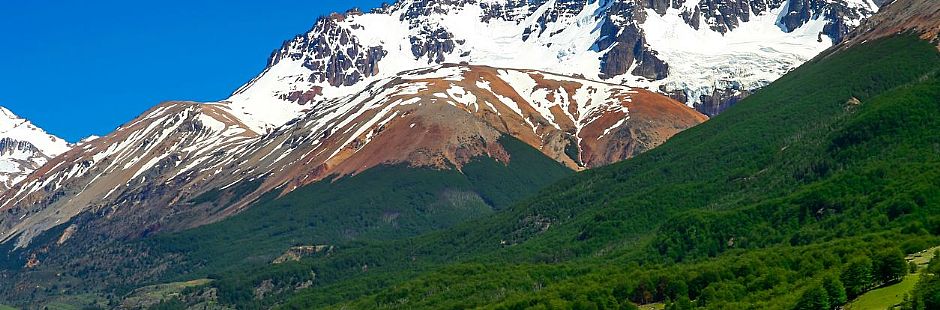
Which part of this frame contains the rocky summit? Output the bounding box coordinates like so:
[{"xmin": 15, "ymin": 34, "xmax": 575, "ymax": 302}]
[
  {"xmin": 0, "ymin": 107, "xmax": 70, "ymax": 192},
  {"xmin": 230, "ymin": 0, "xmax": 880, "ymax": 126}
]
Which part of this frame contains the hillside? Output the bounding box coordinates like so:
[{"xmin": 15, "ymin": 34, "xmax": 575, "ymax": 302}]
[
  {"xmin": 285, "ymin": 36, "xmax": 940, "ymax": 309},
  {"xmin": 0, "ymin": 135, "xmax": 577, "ymax": 306},
  {"xmin": 137, "ymin": 18, "xmax": 940, "ymax": 310},
  {"xmin": 0, "ymin": 65, "xmax": 702, "ymax": 258}
]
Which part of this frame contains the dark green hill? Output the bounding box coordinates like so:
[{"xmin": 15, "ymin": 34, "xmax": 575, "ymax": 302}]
[{"xmin": 183, "ymin": 34, "xmax": 940, "ymax": 309}]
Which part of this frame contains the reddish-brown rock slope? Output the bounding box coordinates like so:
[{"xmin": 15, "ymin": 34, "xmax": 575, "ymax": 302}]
[{"xmin": 0, "ymin": 65, "xmax": 705, "ymax": 248}]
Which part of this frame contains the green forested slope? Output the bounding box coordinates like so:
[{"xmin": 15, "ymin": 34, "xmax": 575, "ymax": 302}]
[
  {"xmin": 143, "ymin": 135, "xmax": 573, "ymax": 277},
  {"xmin": 250, "ymin": 34, "xmax": 940, "ymax": 309},
  {"xmin": 146, "ymin": 34, "xmax": 940, "ymax": 309},
  {"xmin": 0, "ymin": 135, "xmax": 574, "ymax": 307}
]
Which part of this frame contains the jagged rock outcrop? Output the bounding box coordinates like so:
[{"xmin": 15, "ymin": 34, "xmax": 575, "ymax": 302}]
[
  {"xmin": 410, "ymin": 26, "xmax": 458, "ymax": 63},
  {"xmin": 0, "ymin": 0, "xmax": 890, "ymax": 262},
  {"xmin": 273, "ymin": 245, "xmax": 334, "ymax": 264},
  {"xmin": 597, "ymin": 1, "xmax": 669, "ymax": 80},
  {"xmin": 266, "ymin": 10, "xmax": 387, "ymax": 88}
]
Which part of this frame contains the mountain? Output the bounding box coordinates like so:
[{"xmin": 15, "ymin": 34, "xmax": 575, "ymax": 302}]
[
  {"xmin": 0, "ymin": 0, "xmax": 905, "ymax": 307},
  {"xmin": 0, "ymin": 0, "xmax": 885, "ymax": 251},
  {"xmin": 76, "ymin": 0, "xmax": 935, "ymax": 308},
  {"xmin": 245, "ymin": 1, "xmax": 937, "ymax": 307},
  {"xmin": 225, "ymin": 0, "xmax": 880, "ymax": 124},
  {"xmin": 0, "ymin": 65, "xmax": 704, "ymax": 305},
  {"xmin": 0, "ymin": 65, "xmax": 702, "ymax": 253},
  {"xmin": 0, "ymin": 102, "xmax": 260, "ymax": 248},
  {"xmin": 0, "ymin": 107, "xmax": 70, "ymax": 192}
]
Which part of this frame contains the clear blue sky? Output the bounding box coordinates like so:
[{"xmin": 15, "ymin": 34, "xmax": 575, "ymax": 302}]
[{"xmin": 0, "ymin": 0, "xmax": 388, "ymax": 142}]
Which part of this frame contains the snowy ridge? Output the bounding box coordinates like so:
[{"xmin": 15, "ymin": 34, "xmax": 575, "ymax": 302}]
[
  {"xmin": 0, "ymin": 107, "xmax": 71, "ymax": 191},
  {"xmin": 223, "ymin": 0, "xmax": 880, "ymax": 127},
  {"xmin": 0, "ymin": 107, "xmax": 70, "ymax": 157},
  {"xmin": 0, "ymin": 103, "xmax": 259, "ymax": 248}
]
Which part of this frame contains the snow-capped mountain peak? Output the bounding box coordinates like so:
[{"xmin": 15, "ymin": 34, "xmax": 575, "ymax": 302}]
[
  {"xmin": 0, "ymin": 106, "xmax": 72, "ymax": 191},
  {"xmin": 221, "ymin": 0, "xmax": 881, "ymax": 129}
]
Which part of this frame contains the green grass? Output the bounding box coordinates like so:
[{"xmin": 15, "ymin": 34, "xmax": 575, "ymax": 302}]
[
  {"xmin": 847, "ymin": 274, "xmax": 920, "ymax": 310},
  {"xmin": 38, "ymin": 304, "xmax": 77, "ymax": 310},
  {"xmin": 638, "ymin": 302, "xmax": 665, "ymax": 310},
  {"xmin": 37, "ymin": 294, "xmax": 107, "ymax": 310},
  {"xmin": 909, "ymin": 246, "xmax": 940, "ymax": 266},
  {"xmin": 121, "ymin": 279, "xmax": 212, "ymax": 309},
  {"xmin": 29, "ymin": 29, "xmax": 913, "ymax": 309},
  {"xmin": 845, "ymin": 245, "xmax": 940, "ymax": 309}
]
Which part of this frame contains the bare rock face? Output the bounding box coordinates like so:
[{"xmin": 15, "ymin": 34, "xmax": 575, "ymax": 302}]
[
  {"xmin": 779, "ymin": 0, "xmax": 878, "ymax": 43},
  {"xmin": 1, "ymin": 0, "xmax": 890, "ymax": 257},
  {"xmin": 662, "ymin": 84, "xmax": 752, "ymax": 117},
  {"xmin": 268, "ymin": 11, "xmax": 387, "ymax": 88},
  {"xmin": 245, "ymin": 65, "xmax": 706, "ymax": 201},
  {"xmin": 273, "ymin": 245, "xmax": 333, "ymax": 264},
  {"xmin": 779, "ymin": 0, "xmax": 825, "ymax": 33},
  {"xmin": 0, "ymin": 139, "xmax": 45, "ymax": 192},
  {"xmin": 638, "ymin": 0, "xmax": 877, "ymax": 113},
  {"xmin": 597, "ymin": 1, "xmax": 670, "ymax": 80},
  {"xmin": 695, "ymin": 0, "xmax": 757, "ymax": 33},
  {"xmin": 410, "ymin": 27, "xmax": 458, "ymax": 64},
  {"xmin": 0, "ymin": 0, "xmax": 892, "ymax": 263},
  {"xmin": 695, "ymin": 88, "xmax": 753, "ymax": 116},
  {"xmin": 0, "ymin": 0, "xmax": 920, "ymax": 304},
  {"xmin": 670, "ymin": 0, "xmax": 877, "ymax": 37},
  {"xmin": 0, "ymin": 65, "xmax": 705, "ymax": 301}
]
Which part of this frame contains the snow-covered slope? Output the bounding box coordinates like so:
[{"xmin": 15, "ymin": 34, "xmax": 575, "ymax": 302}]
[
  {"xmin": 0, "ymin": 102, "xmax": 259, "ymax": 248},
  {"xmin": 223, "ymin": 0, "xmax": 880, "ymax": 129},
  {"xmin": 0, "ymin": 65, "xmax": 704, "ymax": 248},
  {"xmin": 0, "ymin": 107, "xmax": 71, "ymax": 191}
]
